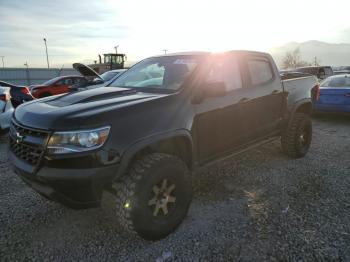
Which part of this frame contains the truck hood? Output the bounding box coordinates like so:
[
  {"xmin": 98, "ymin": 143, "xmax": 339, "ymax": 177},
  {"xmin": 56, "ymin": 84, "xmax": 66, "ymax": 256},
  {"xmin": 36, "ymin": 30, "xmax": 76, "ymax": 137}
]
[
  {"xmin": 73, "ymin": 63, "xmax": 101, "ymax": 79},
  {"xmin": 14, "ymin": 86, "xmax": 168, "ymax": 130}
]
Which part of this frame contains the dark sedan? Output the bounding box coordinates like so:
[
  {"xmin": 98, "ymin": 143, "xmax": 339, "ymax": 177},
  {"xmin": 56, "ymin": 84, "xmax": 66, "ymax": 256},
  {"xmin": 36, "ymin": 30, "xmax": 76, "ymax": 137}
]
[{"xmin": 0, "ymin": 81, "xmax": 33, "ymax": 108}]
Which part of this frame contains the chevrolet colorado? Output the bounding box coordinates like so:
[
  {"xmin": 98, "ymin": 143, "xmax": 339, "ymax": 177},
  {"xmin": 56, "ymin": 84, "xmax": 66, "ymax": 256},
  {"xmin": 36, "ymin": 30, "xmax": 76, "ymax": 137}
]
[{"xmin": 9, "ymin": 51, "xmax": 319, "ymax": 240}]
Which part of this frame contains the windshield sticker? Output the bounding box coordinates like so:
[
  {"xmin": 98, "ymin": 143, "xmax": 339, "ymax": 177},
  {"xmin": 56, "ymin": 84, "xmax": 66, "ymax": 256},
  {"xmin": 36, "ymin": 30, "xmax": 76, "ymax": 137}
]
[{"xmin": 174, "ymin": 59, "xmax": 196, "ymax": 65}]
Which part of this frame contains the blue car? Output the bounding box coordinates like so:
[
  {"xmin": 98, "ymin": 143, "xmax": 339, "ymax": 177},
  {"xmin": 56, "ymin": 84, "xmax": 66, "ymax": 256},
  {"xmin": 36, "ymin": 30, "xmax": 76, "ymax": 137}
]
[{"xmin": 313, "ymin": 74, "xmax": 350, "ymax": 113}]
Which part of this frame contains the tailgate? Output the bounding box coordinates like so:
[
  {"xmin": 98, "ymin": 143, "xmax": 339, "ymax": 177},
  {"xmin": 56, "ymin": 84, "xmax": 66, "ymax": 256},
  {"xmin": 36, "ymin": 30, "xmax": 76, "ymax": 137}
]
[{"xmin": 319, "ymin": 87, "xmax": 350, "ymax": 105}]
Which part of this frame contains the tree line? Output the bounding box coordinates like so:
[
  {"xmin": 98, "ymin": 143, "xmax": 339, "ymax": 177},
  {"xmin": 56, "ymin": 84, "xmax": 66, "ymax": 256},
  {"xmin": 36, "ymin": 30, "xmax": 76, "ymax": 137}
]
[{"xmin": 282, "ymin": 48, "xmax": 321, "ymax": 69}]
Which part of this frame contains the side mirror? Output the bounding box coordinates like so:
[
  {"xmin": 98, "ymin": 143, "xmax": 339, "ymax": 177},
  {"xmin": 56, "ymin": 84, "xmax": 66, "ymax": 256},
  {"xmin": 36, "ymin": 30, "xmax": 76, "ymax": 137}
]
[{"xmin": 192, "ymin": 81, "xmax": 226, "ymax": 103}]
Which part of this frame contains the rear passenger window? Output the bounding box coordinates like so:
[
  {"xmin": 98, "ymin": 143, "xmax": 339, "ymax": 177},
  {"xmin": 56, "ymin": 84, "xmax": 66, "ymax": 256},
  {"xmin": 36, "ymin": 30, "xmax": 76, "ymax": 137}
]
[
  {"xmin": 64, "ymin": 78, "xmax": 73, "ymax": 85},
  {"xmin": 206, "ymin": 56, "xmax": 242, "ymax": 92},
  {"xmin": 247, "ymin": 59, "xmax": 273, "ymax": 85}
]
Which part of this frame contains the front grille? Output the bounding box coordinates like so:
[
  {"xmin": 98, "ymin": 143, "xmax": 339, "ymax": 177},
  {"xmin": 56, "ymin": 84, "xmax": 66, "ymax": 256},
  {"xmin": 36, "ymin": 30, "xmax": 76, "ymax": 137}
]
[{"xmin": 9, "ymin": 121, "xmax": 50, "ymax": 166}]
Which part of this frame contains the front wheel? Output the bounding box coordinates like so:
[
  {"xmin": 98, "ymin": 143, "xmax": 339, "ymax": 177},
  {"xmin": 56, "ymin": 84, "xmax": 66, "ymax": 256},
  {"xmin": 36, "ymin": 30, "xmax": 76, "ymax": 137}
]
[
  {"xmin": 116, "ymin": 153, "xmax": 192, "ymax": 240},
  {"xmin": 281, "ymin": 113, "xmax": 312, "ymax": 158}
]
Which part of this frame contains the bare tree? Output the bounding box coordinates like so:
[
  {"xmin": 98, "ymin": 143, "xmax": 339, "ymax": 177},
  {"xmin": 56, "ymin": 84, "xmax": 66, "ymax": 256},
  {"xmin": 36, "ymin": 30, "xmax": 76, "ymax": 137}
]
[
  {"xmin": 282, "ymin": 48, "xmax": 308, "ymax": 69},
  {"xmin": 313, "ymin": 56, "xmax": 321, "ymax": 66}
]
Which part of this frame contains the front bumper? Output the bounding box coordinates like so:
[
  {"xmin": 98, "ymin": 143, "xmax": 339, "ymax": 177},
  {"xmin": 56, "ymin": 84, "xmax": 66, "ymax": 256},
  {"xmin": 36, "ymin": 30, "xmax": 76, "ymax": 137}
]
[{"xmin": 10, "ymin": 151, "xmax": 118, "ymax": 209}]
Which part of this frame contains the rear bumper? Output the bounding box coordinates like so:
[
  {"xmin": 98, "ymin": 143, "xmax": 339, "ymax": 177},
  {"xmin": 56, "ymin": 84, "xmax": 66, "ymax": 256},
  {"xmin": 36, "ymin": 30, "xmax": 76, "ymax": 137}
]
[
  {"xmin": 10, "ymin": 151, "xmax": 119, "ymax": 209},
  {"xmin": 313, "ymin": 103, "xmax": 350, "ymax": 113}
]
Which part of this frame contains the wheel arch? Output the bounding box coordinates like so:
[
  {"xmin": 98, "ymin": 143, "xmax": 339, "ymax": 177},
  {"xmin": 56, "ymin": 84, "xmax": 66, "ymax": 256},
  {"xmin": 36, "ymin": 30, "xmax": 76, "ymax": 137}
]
[
  {"xmin": 115, "ymin": 130, "xmax": 194, "ymax": 180},
  {"xmin": 294, "ymin": 101, "xmax": 313, "ymax": 115}
]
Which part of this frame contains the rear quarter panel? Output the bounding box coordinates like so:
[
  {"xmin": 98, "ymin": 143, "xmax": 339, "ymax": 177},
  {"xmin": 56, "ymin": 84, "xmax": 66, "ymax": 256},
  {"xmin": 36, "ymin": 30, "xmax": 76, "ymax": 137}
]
[{"xmin": 282, "ymin": 75, "xmax": 318, "ymax": 113}]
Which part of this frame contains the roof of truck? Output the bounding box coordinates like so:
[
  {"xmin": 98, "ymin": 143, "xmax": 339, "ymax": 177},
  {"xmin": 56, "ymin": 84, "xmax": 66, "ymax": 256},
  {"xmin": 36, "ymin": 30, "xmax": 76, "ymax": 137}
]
[{"xmin": 153, "ymin": 50, "xmax": 270, "ymax": 57}]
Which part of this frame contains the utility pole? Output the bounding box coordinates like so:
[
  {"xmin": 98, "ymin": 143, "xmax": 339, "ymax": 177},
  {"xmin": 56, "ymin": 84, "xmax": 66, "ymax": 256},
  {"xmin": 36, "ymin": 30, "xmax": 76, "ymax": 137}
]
[
  {"xmin": 0, "ymin": 56, "xmax": 4, "ymax": 68},
  {"xmin": 24, "ymin": 62, "xmax": 30, "ymax": 85},
  {"xmin": 162, "ymin": 49, "xmax": 168, "ymax": 54},
  {"xmin": 114, "ymin": 45, "xmax": 119, "ymax": 54},
  {"xmin": 43, "ymin": 38, "xmax": 50, "ymax": 69},
  {"xmin": 314, "ymin": 56, "xmax": 320, "ymax": 66}
]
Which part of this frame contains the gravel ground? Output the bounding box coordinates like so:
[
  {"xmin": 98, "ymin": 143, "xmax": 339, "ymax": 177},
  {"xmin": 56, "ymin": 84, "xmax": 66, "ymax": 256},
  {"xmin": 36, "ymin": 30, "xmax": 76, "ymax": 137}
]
[{"xmin": 0, "ymin": 114, "xmax": 349, "ymax": 261}]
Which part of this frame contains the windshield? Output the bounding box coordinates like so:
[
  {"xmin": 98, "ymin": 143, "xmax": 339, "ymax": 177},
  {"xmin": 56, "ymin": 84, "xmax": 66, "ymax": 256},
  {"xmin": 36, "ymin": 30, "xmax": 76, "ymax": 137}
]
[
  {"xmin": 321, "ymin": 76, "xmax": 350, "ymax": 87},
  {"xmin": 43, "ymin": 77, "xmax": 61, "ymax": 86},
  {"xmin": 108, "ymin": 56, "xmax": 201, "ymax": 91}
]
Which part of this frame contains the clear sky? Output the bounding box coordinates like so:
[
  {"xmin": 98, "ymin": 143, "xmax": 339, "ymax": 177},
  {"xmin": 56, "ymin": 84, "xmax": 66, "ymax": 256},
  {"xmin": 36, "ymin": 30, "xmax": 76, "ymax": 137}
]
[{"xmin": 1, "ymin": 0, "xmax": 350, "ymax": 67}]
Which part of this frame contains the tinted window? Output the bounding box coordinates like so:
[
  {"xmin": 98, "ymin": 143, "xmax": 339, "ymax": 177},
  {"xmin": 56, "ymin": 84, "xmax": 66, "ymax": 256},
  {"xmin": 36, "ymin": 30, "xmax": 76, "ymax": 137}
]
[
  {"xmin": 63, "ymin": 78, "xmax": 73, "ymax": 85},
  {"xmin": 43, "ymin": 77, "xmax": 62, "ymax": 85},
  {"xmin": 321, "ymin": 76, "xmax": 350, "ymax": 87},
  {"xmin": 206, "ymin": 56, "xmax": 242, "ymax": 92},
  {"xmin": 247, "ymin": 59, "xmax": 273, "ymax": 85}
]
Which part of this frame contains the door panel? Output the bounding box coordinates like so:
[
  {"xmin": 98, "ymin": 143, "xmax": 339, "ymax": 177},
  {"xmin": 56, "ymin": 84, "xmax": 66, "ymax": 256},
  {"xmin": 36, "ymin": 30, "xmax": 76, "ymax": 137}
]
[
  {"xmin": 193, "ymin": 92, "xmax": 246, "ymax": 162},
  {"xmin": 240, "ymin": 55, "xmax": 284, "ymax": 140},
  {"xmin": 192, "ymin": 54, "xmax": 246, "ymax": 163}
]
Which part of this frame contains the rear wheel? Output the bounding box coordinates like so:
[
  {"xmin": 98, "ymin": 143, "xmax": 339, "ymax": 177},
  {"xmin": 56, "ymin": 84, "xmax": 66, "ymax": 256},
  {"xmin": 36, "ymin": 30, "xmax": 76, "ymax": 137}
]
[
  {"xmin": 116, "ymin": 153, "xmax": 192, "ymax": 240},
  {"xmin": 281, "ymin": 113, "xmax": 312, "ymax": 158}
]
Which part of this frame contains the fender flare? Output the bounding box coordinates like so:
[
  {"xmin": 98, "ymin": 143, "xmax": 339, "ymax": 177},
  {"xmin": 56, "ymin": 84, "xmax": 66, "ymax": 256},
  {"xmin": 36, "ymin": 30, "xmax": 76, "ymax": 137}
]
[
  {"xmin": 290, "ymin": 98, "xmax": 313, "ymax": 117},
  {"xmin": 115, "ymin": 129, "xmax": 193, "ymax": 178}
]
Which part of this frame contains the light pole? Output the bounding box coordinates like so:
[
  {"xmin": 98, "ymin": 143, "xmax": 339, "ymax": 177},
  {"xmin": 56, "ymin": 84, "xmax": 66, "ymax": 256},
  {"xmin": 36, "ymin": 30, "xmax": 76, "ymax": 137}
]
[
  {"xmin": 43, "ymin": 38, "xmax": 50, "ymax": 69},
  {"xmin": 24, "ymin": 61, "xmax": 30, "ymax": 85},
  {"xmin": 114, "ymin": 45, "xmax": 119, "ymax": 54},
  {"xmin": 162, "ymin": 49, "xmax": 168, "ymax": 54},
  {"xmin": 0, "ymin": 56, "xmax": 4, "ymax": 68}
]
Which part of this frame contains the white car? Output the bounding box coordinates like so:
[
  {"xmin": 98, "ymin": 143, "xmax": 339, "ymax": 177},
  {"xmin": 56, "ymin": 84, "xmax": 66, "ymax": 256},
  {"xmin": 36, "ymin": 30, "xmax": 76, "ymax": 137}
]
[{"xmin": 0, "ymin": 86, "xmax": 14, "ymax": 132}]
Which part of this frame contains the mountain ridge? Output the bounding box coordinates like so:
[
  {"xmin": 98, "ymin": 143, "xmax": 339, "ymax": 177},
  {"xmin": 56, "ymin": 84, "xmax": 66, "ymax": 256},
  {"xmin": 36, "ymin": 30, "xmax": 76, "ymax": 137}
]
[{"xmin": 270, "ymin": 40, "xmax": 350, "ymax": 68}]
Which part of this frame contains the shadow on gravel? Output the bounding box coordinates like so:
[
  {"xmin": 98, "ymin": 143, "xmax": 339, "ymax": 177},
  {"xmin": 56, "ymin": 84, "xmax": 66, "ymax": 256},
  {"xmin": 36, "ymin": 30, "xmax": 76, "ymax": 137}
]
[{"xmin": 313, "ymin": 112, "xmax": 350, "ymax": 124}]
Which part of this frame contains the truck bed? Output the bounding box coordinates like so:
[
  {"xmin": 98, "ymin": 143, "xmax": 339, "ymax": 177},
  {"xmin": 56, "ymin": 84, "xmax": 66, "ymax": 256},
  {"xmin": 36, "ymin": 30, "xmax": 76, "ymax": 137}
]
[{"xmin": 282, "ymin": 74, "xmax": 319, "ymax": 110}]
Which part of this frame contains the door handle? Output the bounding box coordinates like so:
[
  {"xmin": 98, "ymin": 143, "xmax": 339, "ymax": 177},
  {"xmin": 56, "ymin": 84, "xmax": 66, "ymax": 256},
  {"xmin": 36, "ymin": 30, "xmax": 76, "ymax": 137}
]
[
  {"xmin": 344, "ymin": 93, "xmax": 350, "ymax": 97},
  {"xmin": 239, "ymin": 97, "xmax": 250, "ymax": 103}
]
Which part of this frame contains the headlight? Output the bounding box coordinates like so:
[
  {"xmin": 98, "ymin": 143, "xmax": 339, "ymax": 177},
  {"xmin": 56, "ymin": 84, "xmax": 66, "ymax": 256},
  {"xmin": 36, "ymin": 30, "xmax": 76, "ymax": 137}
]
[{"xmin": 47, "ymin": 126, "xmax": 110, "ymax": 154}]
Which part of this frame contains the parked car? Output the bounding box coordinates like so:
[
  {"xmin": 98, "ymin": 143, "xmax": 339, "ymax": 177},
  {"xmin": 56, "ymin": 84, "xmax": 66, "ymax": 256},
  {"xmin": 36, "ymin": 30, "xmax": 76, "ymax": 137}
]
[
  {"xmin": 29, "ymin": 76, "xmax": 89, "ymax": 98},
  {"xmin": 69, "ymin": 64, "xmax": 125, "ymax": 91},
  {"xmin": 0, "ymin": 86, "xmax": 14, "ymax": 133},
  {"xmin": 294, "ymin": 66, "xmax": 333, "ymax": 80},
  {"xmin": 333, "ymin": 70, "xmax": 350, "ymax": 75},
  {"xmin": 313, "ymin": 74, "xmax": 350, "ymax": 113},
  {"xmin": 0, "ymin": 81, "xmax": 33, "ymax": 108},
  {"xmin": 10, "ymin": 51, "xmax": 319, "ymax": 240},
  {"xmin": 99, "ymin": 69, "xmax": 127, "ymax": 82}
]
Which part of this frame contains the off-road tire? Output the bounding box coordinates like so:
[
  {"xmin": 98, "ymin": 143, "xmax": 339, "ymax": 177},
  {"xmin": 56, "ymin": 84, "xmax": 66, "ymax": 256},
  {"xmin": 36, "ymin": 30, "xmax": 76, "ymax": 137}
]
[
  {"xmin": 116, "ymin": 153, "xmax": 192, "ymax": 240},
  {"xmin": 281, "ymin": 113, "xmax": 312, "ymax": 158}
]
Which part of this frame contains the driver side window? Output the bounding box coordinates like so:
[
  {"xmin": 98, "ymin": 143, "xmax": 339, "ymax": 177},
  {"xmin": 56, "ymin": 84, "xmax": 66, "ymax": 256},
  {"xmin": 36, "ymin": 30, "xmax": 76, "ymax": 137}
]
[{"xmin": 206, "ymin": 56, "xmax": 242, "ymax": 92}]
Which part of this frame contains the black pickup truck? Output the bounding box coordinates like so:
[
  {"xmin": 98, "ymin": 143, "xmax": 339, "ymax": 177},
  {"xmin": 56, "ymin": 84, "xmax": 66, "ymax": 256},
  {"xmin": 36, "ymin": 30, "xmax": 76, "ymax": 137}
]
[{"xmin": 9, "ymin": 51, "xmax": 319, "ymax": 240}]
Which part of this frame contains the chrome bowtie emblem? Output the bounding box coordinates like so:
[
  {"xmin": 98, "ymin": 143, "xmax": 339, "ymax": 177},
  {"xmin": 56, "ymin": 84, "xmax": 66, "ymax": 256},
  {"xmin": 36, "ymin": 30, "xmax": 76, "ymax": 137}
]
[{"xmin": 15, "ymin": 132, "xmax": 24, "ymax": 144}]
